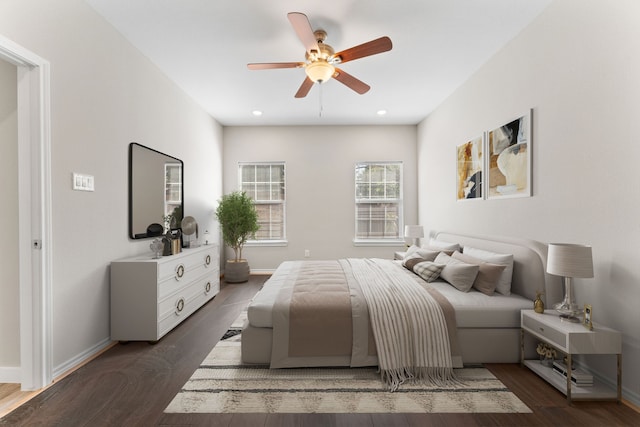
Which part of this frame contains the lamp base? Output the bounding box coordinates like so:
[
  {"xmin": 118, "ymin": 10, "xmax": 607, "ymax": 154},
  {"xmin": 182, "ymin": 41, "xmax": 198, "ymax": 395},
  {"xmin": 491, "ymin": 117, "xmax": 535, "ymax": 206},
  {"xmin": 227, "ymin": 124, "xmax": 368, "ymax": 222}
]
[
  {"xmin": 557, "ymin": 312, "xmax": 581, "ymax": 323},
  {"xmin": 554, "ymin": 276, "xmax": 582, "ymax": 322},
  {"xmin": 554, "ymin": 302, "xmax": 582, "ymax": 322}
]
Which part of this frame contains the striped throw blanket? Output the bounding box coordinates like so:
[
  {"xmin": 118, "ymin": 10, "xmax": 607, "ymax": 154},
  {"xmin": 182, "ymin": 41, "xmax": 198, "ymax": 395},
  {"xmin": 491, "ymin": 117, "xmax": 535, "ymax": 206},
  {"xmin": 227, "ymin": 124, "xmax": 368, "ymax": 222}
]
[{"xmin": 342, "ymin": 258, "xmax": 457, "ymax": 391}]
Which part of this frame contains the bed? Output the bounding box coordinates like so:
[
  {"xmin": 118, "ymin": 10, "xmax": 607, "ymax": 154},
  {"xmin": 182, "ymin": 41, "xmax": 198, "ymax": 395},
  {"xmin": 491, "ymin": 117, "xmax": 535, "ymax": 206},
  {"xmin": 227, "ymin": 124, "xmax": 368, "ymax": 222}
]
[{"xmin": 241, "ymin": 231, "xmax": 562, "ymax": 369}]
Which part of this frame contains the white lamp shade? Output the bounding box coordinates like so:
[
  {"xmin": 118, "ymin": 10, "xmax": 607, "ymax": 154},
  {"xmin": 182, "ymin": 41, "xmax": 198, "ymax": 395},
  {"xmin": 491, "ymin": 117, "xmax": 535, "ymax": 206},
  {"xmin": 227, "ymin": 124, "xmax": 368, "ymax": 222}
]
[
  {"xmin": 547, "ymin": 243, "xmax": 594, "ymax": 278},
  {"xmin": 404, "ymin": 225, "xmax": 424, "ymax": 239},
  {"xmin": 305, "ymin": 60, "xmax": 335, "ymax": 83}
]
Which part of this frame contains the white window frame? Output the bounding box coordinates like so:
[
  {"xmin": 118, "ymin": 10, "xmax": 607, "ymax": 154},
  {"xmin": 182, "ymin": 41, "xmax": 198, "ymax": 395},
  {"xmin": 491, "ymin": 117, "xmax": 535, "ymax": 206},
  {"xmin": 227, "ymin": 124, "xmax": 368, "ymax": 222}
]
[
  {"xmin": 238, "ymin": 162, "xmax": 287, "ymax": 247},
  {"xmin": 353, "ymin": 161, "xmax": 404, "ymax": 246}
]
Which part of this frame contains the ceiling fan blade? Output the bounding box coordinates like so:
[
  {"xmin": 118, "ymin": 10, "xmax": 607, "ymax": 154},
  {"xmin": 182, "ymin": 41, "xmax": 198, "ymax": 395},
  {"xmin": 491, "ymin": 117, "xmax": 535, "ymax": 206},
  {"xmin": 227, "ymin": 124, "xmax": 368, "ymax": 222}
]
[
  {"xmin": 334, "ymin": 36, "xmax": 392, "ymax": 64},
  {"xmin": 287, "ymin": 12, "xmax": 319, "ymax": 55},
  {"xmin": 247, "ymin": 62, "xmax": 304, "ymax": 70},
  {"xmin": 333, "ymin": 68, "xmax": 370, "ymax": 94},
  {"xmin": 294, "ymin": 77, "xmax": 314, "ymax": 98}
]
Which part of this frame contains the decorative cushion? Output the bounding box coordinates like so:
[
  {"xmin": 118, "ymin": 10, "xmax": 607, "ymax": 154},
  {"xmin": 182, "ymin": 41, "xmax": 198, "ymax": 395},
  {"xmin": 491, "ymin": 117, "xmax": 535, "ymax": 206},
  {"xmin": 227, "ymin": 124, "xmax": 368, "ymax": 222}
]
[
  {"xmin": 452, "ymin": 251, "xmax": 507, "ymax": 296},
  {"xmin": 462, "ymin": 246, "xmax": 514, "ymax": 295},
  {"xmin": 412, "ymin": 261, "xmax": 445, "ymax": 283},
  {"xmin": 404, "ymin": 245, "xmax": 440, "ymax": 262},
  {"xmin": 434, "ymin": 252, "xmax": 479, "ymax": 292},
  {"xmin": 402, "ymin": 252, "xmax": 426, "ymax": 271},
  {"xmin": 428, "ymin": 238, "xmax": 461, "ymax": 252}
]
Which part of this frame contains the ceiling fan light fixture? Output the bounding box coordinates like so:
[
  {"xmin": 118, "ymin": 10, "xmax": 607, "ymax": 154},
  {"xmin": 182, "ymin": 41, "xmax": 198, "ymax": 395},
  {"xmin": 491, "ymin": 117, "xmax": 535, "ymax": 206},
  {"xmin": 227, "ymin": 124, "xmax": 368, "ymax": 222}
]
[{"xmin": 305, "ymin": 60, "xmax": 335, "ymax": 83}]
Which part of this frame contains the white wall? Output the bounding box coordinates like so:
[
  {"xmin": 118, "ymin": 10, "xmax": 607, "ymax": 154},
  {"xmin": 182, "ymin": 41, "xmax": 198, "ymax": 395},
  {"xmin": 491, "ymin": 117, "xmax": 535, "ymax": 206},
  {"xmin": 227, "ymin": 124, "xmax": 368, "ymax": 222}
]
[
  {"xmin": 418, "ymin": 0, "xmax": 640, "ymax": 404},
  {"xmin": 0, "ymin": 58, "xmax": 19, "ymax": 369},
  {"xmin": 223, "ymin": 125, "xmax": 417, "ymax": 270},
  {"xmin": 0, "ymin": 0, "xmax": 223, "ymax": 379}
]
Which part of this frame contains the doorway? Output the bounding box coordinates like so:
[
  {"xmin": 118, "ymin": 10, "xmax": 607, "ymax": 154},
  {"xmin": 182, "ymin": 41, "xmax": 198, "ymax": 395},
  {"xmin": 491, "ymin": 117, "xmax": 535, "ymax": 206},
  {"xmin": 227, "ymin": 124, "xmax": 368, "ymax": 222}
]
[{"xmin": 0, "ymin": 34, "xmax": 52, "ymax": 391}]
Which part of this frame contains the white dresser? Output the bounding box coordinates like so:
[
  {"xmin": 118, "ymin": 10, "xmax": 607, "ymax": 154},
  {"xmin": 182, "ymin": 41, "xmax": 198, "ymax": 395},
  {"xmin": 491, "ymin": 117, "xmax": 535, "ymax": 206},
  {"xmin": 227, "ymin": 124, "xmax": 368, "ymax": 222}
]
[{"xmin": 110, "ymin": 245, "xmax": 220, "ymax": 342}]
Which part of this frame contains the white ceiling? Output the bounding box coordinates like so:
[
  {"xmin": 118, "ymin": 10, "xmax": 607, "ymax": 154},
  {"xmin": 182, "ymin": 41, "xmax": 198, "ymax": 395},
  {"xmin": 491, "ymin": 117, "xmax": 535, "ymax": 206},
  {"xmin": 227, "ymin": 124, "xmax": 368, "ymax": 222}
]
[{"xmin": 85, "ymin": 0, "xmax": 551, "ymax": 126}]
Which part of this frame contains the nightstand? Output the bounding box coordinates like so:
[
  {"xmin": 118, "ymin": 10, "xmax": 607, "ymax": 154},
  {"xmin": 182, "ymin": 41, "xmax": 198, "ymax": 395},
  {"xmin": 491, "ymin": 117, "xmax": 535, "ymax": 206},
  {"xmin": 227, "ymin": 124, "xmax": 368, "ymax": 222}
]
[
  {"xmin": 394, "ymin": 251, "xmax": 406, "ymax": 260},
  {"xmin": 520, "ymin": 309, "xmax": 622, "ymax": 403}
]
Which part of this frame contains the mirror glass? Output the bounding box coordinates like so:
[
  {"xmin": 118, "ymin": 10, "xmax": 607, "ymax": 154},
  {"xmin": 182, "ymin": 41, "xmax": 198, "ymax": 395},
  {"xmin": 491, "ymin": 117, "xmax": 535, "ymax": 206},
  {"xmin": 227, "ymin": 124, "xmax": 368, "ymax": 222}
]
[{"xmin": 129, "ymin": 142, "xmax": 183, "ymax": 239}]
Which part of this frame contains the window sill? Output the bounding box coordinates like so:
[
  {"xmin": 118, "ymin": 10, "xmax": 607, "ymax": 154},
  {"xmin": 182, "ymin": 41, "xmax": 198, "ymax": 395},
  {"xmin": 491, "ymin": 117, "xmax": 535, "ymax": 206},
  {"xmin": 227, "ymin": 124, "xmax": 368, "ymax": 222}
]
[
  {"xmin": 245, "ymin": 240, "xmax": 288, "ymax": 247},
  {"xmin": 353, "ymin": 239, "xmax": 406, "ymax": 247}
]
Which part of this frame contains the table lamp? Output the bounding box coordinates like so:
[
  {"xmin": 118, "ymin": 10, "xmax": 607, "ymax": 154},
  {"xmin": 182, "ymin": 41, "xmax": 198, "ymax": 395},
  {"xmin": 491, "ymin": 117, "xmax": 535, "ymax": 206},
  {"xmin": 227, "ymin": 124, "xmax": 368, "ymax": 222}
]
[
  {"xmin": 404, "ymin": 225, "xmax": 424, "ymax": 246},
  {"xmin": 546, "ymin": 243, "xmax": 594, "ymax": 322}
]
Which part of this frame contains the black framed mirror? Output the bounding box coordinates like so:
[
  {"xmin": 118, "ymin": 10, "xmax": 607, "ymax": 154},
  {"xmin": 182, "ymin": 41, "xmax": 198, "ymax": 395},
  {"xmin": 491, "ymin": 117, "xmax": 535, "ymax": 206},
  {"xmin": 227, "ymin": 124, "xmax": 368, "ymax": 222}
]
[{"xmin": 129, "ymin": 143, "xmax": 183, "ymax": 239}]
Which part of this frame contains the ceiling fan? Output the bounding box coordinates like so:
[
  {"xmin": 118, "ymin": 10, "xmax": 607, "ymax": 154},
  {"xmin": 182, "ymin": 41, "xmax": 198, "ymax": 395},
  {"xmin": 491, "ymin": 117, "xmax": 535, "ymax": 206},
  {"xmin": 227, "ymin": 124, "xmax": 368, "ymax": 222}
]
[{"xmin": 247, "ymin": 12, "xmax": 392, "ymax": 98}]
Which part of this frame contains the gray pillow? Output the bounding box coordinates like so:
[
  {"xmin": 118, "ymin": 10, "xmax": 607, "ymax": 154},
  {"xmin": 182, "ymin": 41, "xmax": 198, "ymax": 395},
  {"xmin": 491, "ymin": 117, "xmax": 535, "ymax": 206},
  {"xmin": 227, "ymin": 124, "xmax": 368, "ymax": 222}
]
[
  {"xmin": 404, "ymin": 246, "xmax": 440, "ymax": 262},
  {"xmin": 428, "ymin": 238, "xmax": 461, "ymax": 252},
  {"xmin": 462, "ymin": 246, "xmax": 514, "ymax": 295},
  {"xmin": 452, "ymin": 251, "xmax": 507, "ymax": 296},
  {"xmin": 434, "ymin": 252, "xmax": 479, "ymax": 292}
]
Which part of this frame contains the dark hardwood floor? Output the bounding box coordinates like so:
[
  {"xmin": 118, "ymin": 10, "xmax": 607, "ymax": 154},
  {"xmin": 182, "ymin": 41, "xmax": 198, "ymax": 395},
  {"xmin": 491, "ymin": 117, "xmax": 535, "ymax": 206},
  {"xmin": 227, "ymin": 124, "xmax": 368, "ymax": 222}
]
[{"xmin": 1, "ymin": 275, "xmax": 638, "ymax": 426}]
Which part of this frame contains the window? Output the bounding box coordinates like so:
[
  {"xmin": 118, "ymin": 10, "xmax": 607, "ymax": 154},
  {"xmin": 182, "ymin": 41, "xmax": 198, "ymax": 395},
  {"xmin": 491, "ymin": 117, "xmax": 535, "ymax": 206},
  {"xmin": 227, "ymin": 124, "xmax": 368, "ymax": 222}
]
[
  {"xmin": 354, "ymin": 162, "xmax": 403, "ymax": 243},
  {"xmin": 239, "ymin": 162, "xmax": 286, "ymax": 243},
  {"xmin": 164, "ymin": 163, "xmax": 182, "ymax": 223}
]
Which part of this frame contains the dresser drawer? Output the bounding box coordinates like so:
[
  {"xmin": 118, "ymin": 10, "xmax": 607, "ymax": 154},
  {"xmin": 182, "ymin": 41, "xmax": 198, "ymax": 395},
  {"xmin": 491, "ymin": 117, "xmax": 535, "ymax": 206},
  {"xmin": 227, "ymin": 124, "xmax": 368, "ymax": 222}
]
[
  {"xmin": 522, "ymin": 314, "xmax": 566, "ymax": 349},
  {"xmin": 157, "ymin": 273, "xmax": 217, "ymax": 336},
  {"xmin": 158, "ymin": 248, "xmax": 217, "ymax": 298}
]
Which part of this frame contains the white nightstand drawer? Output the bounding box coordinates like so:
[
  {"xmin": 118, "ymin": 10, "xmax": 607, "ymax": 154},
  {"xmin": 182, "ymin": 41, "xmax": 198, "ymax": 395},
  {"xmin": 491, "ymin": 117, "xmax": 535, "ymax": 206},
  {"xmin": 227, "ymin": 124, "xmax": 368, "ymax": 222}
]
[{"xmin": 522, "ymin": 314, "xmax": 565, "ymax": 349}]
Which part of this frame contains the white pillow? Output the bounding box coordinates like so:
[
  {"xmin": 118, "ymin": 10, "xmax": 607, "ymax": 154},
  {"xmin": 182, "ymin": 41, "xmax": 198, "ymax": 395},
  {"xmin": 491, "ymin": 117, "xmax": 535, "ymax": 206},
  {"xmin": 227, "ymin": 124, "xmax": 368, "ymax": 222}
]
[
  {"xmin": 434, "ymin": 252, "xmax": 479, "ymax": 292},
  {"xmin": 462, "ymin": 246, "xmax": 514, "ymax": 295},
  {"xmin": 428, "ymin": 238, "xmax": 461, "ymax": 252}
]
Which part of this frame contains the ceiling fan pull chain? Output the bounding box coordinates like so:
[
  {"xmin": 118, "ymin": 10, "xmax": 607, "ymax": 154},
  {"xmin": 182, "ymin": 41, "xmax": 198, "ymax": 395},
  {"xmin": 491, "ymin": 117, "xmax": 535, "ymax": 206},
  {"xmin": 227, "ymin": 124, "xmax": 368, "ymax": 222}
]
[{"xmin": 318, "ymin": 83, "xmax": 323, "ymax": 117}]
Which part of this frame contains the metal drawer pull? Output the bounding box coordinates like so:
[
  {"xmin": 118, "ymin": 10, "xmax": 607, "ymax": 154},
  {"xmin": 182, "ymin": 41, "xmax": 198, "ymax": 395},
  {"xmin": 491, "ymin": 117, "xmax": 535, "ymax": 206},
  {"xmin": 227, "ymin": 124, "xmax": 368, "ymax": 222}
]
[
  {"xmin": 205, "ymin": 254, "xmax": 211, "ymax": 266},
  {"xmin": 205, "ymin": 281, "xmax": 211, "ymax": 293},
  {"xmin": 176, "ymin": 297, "xmax": 185, "ymax": 314},
  {"xmin": 175, "ymin": 264, "xmax": 185, "ymax": 279}
]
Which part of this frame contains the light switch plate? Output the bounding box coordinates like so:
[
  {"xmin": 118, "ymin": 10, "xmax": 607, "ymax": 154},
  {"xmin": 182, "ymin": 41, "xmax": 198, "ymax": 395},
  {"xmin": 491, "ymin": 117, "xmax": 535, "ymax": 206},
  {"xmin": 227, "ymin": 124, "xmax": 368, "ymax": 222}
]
[{"xmin": 72, "ymin": 173, "xmax": 95, "ymax": 191}]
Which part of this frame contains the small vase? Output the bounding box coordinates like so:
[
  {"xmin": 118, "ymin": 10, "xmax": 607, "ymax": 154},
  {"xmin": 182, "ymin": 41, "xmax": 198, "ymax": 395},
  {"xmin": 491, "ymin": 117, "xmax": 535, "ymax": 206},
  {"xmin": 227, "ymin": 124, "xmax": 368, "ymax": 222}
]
[{"xmin": 534, "ymin": 293, "xmax": 544, "ymax": 314}]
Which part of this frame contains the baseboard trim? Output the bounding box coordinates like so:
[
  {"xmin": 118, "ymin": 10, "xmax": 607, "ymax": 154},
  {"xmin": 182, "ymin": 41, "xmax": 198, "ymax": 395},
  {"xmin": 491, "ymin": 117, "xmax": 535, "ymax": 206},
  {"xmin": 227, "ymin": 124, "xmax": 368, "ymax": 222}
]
[
  {"xmin": 249, "ymin": 269, "xmax": 275, "ymax": 275},
  {"xmin": 52, "ymin": 337, "xmax": 115, "ymax": 380},
  {"xmin": 0, "ymin": 366, "xmax": 21, "ymax": 383}
]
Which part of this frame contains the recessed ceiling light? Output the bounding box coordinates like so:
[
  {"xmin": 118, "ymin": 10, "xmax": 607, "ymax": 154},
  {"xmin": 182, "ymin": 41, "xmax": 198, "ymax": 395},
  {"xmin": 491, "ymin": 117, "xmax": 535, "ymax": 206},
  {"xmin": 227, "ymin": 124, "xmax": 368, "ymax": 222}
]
[
  {"xmin": 252, "ymin": 110, "xmax": 263, "ymax": 117},
  {"xmin": 376, "ymin": 109, "xmax": 387, "ymax": 116}
]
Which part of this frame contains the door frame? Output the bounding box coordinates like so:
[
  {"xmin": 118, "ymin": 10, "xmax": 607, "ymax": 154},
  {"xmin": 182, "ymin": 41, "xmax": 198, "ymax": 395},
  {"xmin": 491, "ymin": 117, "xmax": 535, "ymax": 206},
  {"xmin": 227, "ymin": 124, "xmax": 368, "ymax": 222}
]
[{"xmin": 0, "ymin": 34, "xmax": 52, "ymax": 391}]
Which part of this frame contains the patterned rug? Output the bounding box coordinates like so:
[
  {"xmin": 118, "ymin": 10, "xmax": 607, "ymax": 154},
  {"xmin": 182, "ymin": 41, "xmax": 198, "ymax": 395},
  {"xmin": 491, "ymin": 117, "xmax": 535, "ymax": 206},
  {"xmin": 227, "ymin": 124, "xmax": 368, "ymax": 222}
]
[{"xmin": 165, "ymin": 314, "xmax": 531, "ymax": 414}]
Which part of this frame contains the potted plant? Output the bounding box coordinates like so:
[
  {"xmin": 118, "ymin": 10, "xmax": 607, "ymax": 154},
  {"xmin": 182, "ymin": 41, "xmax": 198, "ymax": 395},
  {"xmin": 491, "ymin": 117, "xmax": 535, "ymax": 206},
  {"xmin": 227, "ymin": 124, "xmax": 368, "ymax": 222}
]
[{"xmin": 215, "ymin": 191, "xmax": 260, "ymax": 283}]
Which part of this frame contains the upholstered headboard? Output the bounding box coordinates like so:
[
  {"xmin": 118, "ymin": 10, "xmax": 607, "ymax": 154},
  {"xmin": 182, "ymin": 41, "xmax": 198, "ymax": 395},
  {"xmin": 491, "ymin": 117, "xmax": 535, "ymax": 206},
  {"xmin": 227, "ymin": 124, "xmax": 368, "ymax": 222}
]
[{"xmin": 434, "ymin": 231, "xmax": 562, "ymax": 305}]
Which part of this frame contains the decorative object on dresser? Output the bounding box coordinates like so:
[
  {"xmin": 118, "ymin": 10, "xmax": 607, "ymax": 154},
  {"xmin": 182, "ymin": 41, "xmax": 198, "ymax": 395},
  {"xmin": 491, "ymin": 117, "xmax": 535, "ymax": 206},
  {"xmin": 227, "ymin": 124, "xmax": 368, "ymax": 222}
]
[
  {"xmin": 546, "ymin": 243, "xmax": 594, "ymax": 322},
  {"xmin": 215, "ymin": 191, "xmax": 259, "ymax": 283},
  {"xmin": 181, "ymin": 216, "xmax": 199, "ymax": 248},
  {"xmin": 110, "ymin": 245, "xmax": 220, "ymax": 342},
  {"xmin": 404, "ymin": 225, "xmax": 424, "ymax": 246},
  {"xmin": 534, "ymin": 290, "xmax": 545, "ymax": 313},
  {"xmin": 520, "ymin": 309, "xmax": 621, "ymax": 403}
]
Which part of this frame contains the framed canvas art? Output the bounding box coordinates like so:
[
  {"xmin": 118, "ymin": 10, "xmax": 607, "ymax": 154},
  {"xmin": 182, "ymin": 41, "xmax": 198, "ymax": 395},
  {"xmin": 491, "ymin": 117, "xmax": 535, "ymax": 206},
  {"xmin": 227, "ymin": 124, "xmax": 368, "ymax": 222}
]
[
  {"xmin": 486, "ymin": 110, "xmax": 532, "ymax": 199},
  {"xmin": 456, "ymin": 136, "xmax": 483, "ymax": 201}
]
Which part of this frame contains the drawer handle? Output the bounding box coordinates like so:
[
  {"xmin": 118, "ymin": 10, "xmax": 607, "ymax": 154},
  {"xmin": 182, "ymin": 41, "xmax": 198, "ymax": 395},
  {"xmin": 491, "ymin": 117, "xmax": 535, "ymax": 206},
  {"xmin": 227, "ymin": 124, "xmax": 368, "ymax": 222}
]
[
  {"xmin": 205, "ymin": 281, "xmax": 211, "ymax": 293},
  {"xmin": 205, "ymin": 254, "xmax": 211, "ymax": 266},
  {"xmin": 175, "ymin": 297, "xmax": 185, "ymax": 314},
  {"xmin": 175, "ymin": 264, "xmax": 185, "ymax": 280}
]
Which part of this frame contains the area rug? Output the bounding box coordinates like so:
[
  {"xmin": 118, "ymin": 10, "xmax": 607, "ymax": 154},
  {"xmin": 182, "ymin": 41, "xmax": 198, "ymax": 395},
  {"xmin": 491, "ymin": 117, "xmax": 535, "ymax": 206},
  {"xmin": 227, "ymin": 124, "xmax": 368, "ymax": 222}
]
[{"xmin": 165, "ymin": 316, "xmax": 531, "ymax": 414}]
